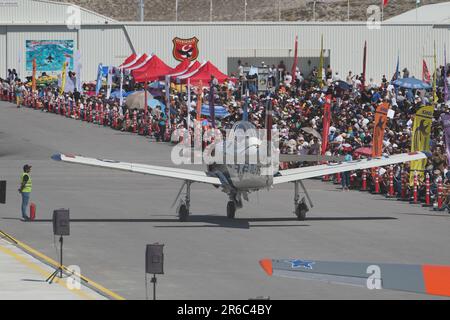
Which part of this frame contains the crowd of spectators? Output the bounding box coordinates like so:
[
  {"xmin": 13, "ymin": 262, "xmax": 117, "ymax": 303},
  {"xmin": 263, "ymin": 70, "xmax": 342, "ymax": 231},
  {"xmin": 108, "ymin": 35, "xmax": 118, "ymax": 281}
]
[{"xmin": 1, "ymin": 62, "xmax": 450, "ymax": 210}]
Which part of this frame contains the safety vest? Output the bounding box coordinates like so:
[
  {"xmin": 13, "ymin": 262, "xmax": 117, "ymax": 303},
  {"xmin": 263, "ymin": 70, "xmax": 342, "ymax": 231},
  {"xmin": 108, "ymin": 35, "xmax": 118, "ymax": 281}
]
[{"xmin": 21, "ymin": 173, "xmax": 32, "ymax": 193}]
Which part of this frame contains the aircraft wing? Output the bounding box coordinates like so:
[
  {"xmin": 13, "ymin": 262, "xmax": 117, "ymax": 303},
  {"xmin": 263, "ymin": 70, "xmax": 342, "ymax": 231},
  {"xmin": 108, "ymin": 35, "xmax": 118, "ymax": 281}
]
[
  {"xmin": 52, "ymin": 154, "xmax": 221, "ymax": 185},
  {"xmin": 260, "ymin": 259, "xmax": 450, "ymax": 297},
  {"xmin": 274, "ymin": 152, "xmax": 428, "ymax": 185}
]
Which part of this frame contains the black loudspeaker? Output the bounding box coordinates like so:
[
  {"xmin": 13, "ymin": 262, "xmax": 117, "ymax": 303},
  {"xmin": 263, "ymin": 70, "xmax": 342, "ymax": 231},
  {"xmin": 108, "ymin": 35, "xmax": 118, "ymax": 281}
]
[
  {"xmin": 0, "ymin": 181, "xmax": 5, "ymax": 204},
  {"xmin": 146, "ymin": 244, "xmax": 164, "ymax": 275},
  {"xmin": 53, "ymin": 209, "xmax": 70, "ymax": 236}
]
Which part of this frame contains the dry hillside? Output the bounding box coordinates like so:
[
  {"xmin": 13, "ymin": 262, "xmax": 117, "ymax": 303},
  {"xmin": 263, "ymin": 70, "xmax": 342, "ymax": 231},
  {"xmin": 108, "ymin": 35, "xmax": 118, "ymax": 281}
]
[{"xmin": 53, "ymin": 0, "xmax": 449, "ymax": 22}]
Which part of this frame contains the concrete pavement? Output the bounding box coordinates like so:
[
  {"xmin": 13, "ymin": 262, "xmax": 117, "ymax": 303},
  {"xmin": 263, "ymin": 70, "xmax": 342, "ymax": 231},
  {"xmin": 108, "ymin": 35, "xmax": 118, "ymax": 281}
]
[
  {"xmin": 1, "ymin": 101, "xmax": 449, "ymax": 300},
  {"xmin": 0, "ymin": 234, "xmax": 108, "ymax": 300}
]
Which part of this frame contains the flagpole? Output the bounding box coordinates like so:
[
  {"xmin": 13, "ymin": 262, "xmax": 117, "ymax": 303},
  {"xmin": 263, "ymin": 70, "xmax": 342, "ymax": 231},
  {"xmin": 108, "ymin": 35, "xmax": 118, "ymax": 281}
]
[
  {"xmin": 381, "ymin": 0, "xmax": 384, "ymax": 22},
  {"xmin": 347, "ymin": 0, "xmax": 350, "ymax": 21},
  {"xmin": 187, "ymin": 78, "xmax": 191, "ymax": 133}
]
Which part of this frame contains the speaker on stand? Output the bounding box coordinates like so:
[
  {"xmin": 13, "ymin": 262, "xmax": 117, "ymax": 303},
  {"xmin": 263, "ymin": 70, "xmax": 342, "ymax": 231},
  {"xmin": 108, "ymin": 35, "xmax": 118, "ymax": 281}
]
[
  {"xmin": 145, "ymin": 243, "xmax": 164, "ymax": 300},
  {"xmin": 47, "ymin": 209, "xmax": 70, "ymax": 284}
]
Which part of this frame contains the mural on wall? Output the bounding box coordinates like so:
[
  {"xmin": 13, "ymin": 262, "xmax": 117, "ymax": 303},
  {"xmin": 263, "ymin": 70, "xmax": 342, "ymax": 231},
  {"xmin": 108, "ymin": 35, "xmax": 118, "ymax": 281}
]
[{"xmin": 26, "ymin": 40, "xmax": 74, "ymax": 72}]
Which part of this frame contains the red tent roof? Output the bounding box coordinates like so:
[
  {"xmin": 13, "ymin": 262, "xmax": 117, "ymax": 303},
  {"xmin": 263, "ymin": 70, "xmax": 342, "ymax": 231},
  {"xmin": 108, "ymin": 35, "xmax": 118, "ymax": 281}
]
[
  {"xmin": 124, "ymin": 54, "xmax": 150, "ymax": 71},
  {"xmin": 132, "ymin": 55, "xmax": 173, "ymax": 83},
  {"xmin": 172, "ymin": 61, "xmax": 201, "ymax": 81},
  {"xmin": 167, "ymin": 60, "xmax": 191, "ymax": 77},
  {"xmin": 177, "ymin": 61, "xmax": 228, "ymax": 85},
  {"xmin": 119, "ymin": 53, "xmax": 137, "ymax": 68}
]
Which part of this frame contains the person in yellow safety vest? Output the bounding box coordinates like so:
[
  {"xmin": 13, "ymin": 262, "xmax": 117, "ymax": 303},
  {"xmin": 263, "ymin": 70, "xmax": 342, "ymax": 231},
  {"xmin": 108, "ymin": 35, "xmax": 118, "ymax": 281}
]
[{"xmin": 18, "ymin": 164, "xmax": 32, "ymax": 221}]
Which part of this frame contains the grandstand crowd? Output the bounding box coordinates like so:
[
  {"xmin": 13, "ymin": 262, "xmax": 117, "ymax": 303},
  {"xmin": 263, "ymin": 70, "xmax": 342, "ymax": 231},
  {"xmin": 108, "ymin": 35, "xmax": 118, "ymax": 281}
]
[{"xmin": 1, "ymin": 63, "xmax": 450, "ymax": 210}]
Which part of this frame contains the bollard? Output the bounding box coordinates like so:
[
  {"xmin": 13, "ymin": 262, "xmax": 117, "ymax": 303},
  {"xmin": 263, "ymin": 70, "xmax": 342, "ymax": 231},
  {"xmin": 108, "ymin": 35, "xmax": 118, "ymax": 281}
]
[
  {"xmin": 100, "ymin": 104, "xmax": 104, "ymax": 126},
  {"xmin": 89, "ymin": 103, "xmax": 93, "ymax": 123},
  {"xmin": 133, "ymin": 111, "xmax": 137, "ymax": 133},
  {"xmin": 361, "ymin": 169, "xmax": 368, "ymax": 191},
  {"xmin": 373, "ymin": 174, "xmax": 380, "ymax": 194},
  {"xmin": 410, "ymin": 171, "xmax": 419, "ymax": 204},
  {"xmin": 423, "ymin": 173, "xmax": 432, "ymax": 207},
  {"xmin": 334, "ymin": 173, "xmax": 342, "ymax": 185},
  {"xmin": 387, "ymin": 166, "xmax": 395, "ymax": 198},
  {"xmin": 435, "ymin": 177, "xmax": 444, "ymax": 211}
]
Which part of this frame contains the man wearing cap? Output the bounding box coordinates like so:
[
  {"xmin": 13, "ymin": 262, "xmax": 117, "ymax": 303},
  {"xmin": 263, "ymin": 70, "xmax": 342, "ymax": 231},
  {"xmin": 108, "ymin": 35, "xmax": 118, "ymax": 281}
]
[{"xmin": 18, "ymin": 165, "xmax": 32, "ymax": 221}]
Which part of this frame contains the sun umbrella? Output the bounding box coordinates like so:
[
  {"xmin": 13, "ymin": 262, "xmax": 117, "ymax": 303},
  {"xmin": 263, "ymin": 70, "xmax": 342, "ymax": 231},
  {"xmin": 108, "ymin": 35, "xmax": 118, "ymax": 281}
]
[
  {"xmin": 125, "ymin": 91, "xmax": 153, "ymax": 109},
  {"xmin": 354, "ymin": 147, "xmax": 372, "ymax": 157},
  {"xmin": 333, "ymin": 80, "xmax": 352, "ymax": 91},
  {"xmin": 301, "ymin": 127, "xmax": 322, "ymax": 140},
  {"xmin": 392, "ymin": 78, "xmax": 432, "ymax": 90}
]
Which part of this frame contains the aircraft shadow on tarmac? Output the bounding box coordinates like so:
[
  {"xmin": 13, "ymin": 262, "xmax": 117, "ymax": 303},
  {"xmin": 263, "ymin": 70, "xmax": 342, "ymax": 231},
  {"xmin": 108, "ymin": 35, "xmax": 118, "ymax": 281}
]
[{"xmin": 2, "ymin": 215, "xmax": 397, "ymax": 229}]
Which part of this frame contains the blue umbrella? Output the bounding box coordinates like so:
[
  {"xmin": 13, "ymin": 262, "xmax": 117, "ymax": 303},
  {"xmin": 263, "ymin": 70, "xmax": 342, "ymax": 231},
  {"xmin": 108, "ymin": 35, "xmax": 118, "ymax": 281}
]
[
  {"xmin": 393, "ymin": 78, "xmax": 432, "ymax": 90},
  {"xmin": 199, "ymin": 104, "xmax": 230, "ymax": 119},
  {"xmin": 333, "ymin": 80, "xmax": 352, "ymax": 91},
  {"xmin": 148, "ymin": 98, "xmax": 165, "ymax": 109}
]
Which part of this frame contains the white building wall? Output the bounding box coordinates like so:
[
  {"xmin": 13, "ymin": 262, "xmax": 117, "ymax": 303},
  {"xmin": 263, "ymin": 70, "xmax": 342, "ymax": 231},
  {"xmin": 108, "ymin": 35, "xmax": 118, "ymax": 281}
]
[
  {"xmin": 0, "ymin": 0, "xmax": 115, "ymax": 24},
  {"xmin": 0, "ymin": 21, "xmax": 448, "ymax": 82},
  {"xmin": 5, "ymin": 25, "xmax": 77, "ymax": 80},
  {"xmin": 0, "ymin": 26, "xmax": 6, "ymax": 78},
  {"xmin": 126, "ymin": 23, "xmax": 450, "ymax": 84},
  {"xmin": 79, "ymin": 26, "xmax": 132, "ymax": 81}
]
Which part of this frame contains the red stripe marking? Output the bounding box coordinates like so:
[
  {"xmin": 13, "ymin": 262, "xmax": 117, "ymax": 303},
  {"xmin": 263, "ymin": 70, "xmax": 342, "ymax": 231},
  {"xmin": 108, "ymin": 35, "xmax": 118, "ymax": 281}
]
[
  {"xmin": 422, "ymin": 265, "xmax": 450, "ymax": 297},
  {"xmin": 259, "ymin": 259, "xmax": 273, "ymax": 276}
]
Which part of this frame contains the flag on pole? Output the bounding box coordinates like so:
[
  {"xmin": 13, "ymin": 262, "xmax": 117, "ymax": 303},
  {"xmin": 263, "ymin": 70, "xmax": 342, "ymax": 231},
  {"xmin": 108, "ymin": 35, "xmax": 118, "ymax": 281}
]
[
  {"xmin": 383, "ymin": 0, "xmax": 389, "ymax": 6},
  {"xmin": 60, "ymin": 60, "xmax": 68, "ymax": 95},
  {"xmin": 318, "ymin": 35, "xmax": 324, "ymax": 87},
  {"xmin": 196, "ymin": 81, "xmax": 203, "ymax": 121},
  {"xmin": 422, "ymin": 59, "xmax": 431, "ymax": 83},
  {"xmin": 410, "ymin": 105, "xmax": 433, "ymax": 185},
  {"xmin": 209, "ymin": 81, "xmax": 215, "ymax": 128},
  {"xmin": 106, "ymin": 66, "xmax": 113, "ymax": 99},
  {"xmin": 291, "ymin": 35, "xmax": 299, "ymax": 82},
  {"xmin": 444, "ymin": 45, "xmax": 448, "ymax": 102},
  {"xmin": 31, "ymin": 58, "xmax": 37, "ymax": 92},
  {"xmin": 391, "ymin": 54, "xmax": 399, "ymax": 81},
  {"xmin": 433, "ymin": 42, "xmax": 438, "ymax": 104},
  {"xmin": 74, "ymin": 50, "xmax": 82, "ymax": 93},
  {"xmin": 119, "ymin": 69, "xmax": 124, "ymax": 106},
  {"xmin": 95, "ymin": 63, "xmax": 103, "ymax": 96},
  {"xmin": 362, "ymin": 41, "xmax": 367, "ymax": 89}
]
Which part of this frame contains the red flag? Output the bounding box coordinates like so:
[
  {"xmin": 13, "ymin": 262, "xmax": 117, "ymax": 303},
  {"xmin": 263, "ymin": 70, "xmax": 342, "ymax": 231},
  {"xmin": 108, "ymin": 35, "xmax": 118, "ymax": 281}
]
[
  {"xmin": 291, "ymin": 35, "xmax": 299, "ymax": 82},
  {"xmin": 383, "ymin": 0, "xmax": 389, "ymax": 7},
  {"xmin": 422, "ymin": 59, "xmax": 431, "ymax": 84},
  {"xmin": 321, "ymin": 95, "xmax": 332, "ymax": 155},
  {"xmin": 362, "ymin": 41, "xmax": 367, "ymax": 89}
]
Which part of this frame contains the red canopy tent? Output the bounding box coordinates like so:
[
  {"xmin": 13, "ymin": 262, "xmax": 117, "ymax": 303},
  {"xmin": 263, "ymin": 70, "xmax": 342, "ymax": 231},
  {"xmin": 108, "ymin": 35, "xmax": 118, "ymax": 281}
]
[
  {"xmin": 164, "ymin": 60, "xmax": 192, "ymax": 79},
  {"xmin": 122, "ymin": 54, "xmax": 152, "ymax": 71},
  {"xmin": 177, "ymin": 61, "xmax": 228, "ymax": 85},
  {"xmin": 119, "ymin": 53, "xmax": 137, "ymax": 68},
  {"xmin": 132, "ymin": 55, "xmax": 173, "ymax": 83}
]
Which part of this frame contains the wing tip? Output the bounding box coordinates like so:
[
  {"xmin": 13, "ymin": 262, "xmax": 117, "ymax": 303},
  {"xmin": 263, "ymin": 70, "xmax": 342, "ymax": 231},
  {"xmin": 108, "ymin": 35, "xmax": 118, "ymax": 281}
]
[
  {"xmin": 259, "ymin": 259, "xmax": 273, "ymax": 276},
  {"xmin": 51, "ymin": 154, "xmax": 62, "ymax": 161}
]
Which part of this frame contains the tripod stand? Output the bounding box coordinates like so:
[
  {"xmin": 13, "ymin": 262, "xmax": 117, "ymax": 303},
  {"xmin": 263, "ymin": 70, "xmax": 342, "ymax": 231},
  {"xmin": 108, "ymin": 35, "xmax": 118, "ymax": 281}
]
[{"xmin": 46, "ymin": 235, "xmax": 64, "ymax": 284}]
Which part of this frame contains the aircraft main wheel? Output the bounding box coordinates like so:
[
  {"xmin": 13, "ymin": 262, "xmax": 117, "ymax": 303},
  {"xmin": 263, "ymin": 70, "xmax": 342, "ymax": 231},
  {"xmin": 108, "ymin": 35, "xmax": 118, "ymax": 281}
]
[
  {"xmin": 295, "ymin": 203, "xmax": 308, "ymax": 221},
  {"xmin": 178, "ymin": 204, "xmax": 189, "ymax": 222},
  {"xmin": 227, "ymin": 201, "xmax": 236, "ymax": 219}
]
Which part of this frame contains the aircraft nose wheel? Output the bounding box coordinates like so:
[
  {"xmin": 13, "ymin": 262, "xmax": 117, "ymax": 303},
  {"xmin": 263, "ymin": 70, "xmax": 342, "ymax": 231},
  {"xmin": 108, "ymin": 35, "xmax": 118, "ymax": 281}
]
[
  {"xmin": 178, "ymin": 202, "xmax": 189, "ymax": 222},
  {"xmin": 227, "ymin": 201, "xmax": 236, "ymax": 219},
  {"xmin": 295, "ymin": 199, "xmax": 309, "ymax": 221}
]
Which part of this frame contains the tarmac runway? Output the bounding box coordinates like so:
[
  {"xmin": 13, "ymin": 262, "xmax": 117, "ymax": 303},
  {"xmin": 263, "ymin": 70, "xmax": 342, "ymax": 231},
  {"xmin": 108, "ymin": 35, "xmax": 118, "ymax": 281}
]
[{"xmin": 1, "ymin": 101, "xmax": 449, "ymax": 300}]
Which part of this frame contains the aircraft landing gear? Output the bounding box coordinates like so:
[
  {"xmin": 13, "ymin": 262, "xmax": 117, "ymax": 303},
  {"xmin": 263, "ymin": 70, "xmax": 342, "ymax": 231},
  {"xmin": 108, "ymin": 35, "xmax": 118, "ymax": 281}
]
[
  {"xmin": 226, "ymin": 193, "xmax": 241, "ymax": 219},
  {"xmin": 294, "ymin": 181, "xmax": 312, "ymax": 221},
  {"xmin": 227, "ymin": 201, "xmax": 236, "ymax": 219},
  {"xmin": 177, "ymin": 181, "xmax": 191, "ymax": 222}
]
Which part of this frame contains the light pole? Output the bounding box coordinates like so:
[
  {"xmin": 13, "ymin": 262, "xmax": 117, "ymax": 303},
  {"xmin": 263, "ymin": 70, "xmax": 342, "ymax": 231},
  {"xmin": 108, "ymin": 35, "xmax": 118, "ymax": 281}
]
[
  {"xmin": 175, "ymin": 0, "xmax": 178, "ymax": 22},
  {"xmin": 138, "ymin": 0, "xmax": 144, "ymax": 22},
  {"xmin": 278, "ymin": 0, "xmax": 281, "ymax": 21},
  {"xmin": 210, "ymin": 0, "xmax": 213, "ymax": 22},
  {"xmin": 244, "ymin": 0, "xmax": 247, "ymax": 22},
  {"xmin": 313, "ymin": 1, "xmax": 316, "ymax": 21}
]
